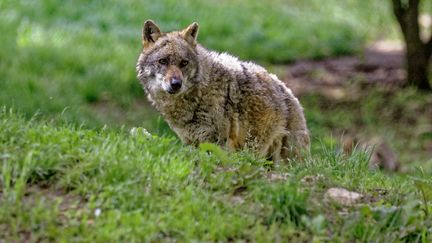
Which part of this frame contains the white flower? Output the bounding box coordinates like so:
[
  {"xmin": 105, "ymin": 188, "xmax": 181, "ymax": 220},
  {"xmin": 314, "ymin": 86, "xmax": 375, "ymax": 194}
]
[
  {"xmin": 94, "ymin": 208, "xmax": 101, "ymax": 217},
  {"xmin": 130, "ymin": 127, "xmax": 152, "ymax": 138}
]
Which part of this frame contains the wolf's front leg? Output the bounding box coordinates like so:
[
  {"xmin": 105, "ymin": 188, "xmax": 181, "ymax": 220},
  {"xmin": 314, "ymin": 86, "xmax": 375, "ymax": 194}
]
[{"xmin": 174, "ymin": 124, "xmax": 221, "ymax": 147}]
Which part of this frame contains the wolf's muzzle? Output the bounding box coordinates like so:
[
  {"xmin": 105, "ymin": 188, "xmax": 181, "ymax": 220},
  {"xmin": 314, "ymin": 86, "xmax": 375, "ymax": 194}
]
[{"xmin": 168, "ymin": 78, "xmax": 182, "ymax": 94}]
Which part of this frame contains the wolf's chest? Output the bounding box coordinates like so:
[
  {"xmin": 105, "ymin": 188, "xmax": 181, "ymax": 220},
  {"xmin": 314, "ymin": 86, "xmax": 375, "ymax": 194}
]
[
  {"xmin": 158, "ymin": 95, "xmax": 229, "ymax": 142},
  {"xmin": 162, "ymin": 98, "xmax": 223, "ymax": 126}
]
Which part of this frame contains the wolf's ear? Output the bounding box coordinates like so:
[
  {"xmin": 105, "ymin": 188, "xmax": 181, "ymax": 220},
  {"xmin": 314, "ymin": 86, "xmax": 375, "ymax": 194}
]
[
  {"xmin": 182, "ymin": 22, "xmax": 199, "ymax": 45},
  {"xmin": 142, "ymin": 20, "xmax": 162, "ymax": 48}
]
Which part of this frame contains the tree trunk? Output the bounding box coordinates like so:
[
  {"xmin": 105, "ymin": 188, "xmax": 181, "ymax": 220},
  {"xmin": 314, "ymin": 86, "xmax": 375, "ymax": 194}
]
[
  {"xmin": 406, "ymin": 43, "xmax": 431, "ymax": 90},
  {"xmin": 392, "ymin": 0, "xmax": 432, "ymax": 91}
]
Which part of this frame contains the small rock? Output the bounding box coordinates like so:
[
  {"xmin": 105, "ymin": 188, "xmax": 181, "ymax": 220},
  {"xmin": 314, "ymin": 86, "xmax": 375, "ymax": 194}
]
[
  {"xmin": 267, "ymin": 172, "xmax": 289, "ymax": 182},
  {"xmin": 231, "ymin": 195, "xmax": 245, "ymax": 205},
  {"xmin": 301, "ymin": 174, "xmax": 324, "ymax": 185},
  {"xmin": 325, "ymin": 187, "xmax": 363, "ymax": 206},
  {"xmin": 370, "ymin": 141, "xmax": 399, "ymax": 171}
]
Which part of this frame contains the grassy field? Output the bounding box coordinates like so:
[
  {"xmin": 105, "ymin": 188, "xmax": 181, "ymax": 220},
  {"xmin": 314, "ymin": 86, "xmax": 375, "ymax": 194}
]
[
  {"xmin": 1, "ymin": 0, "xmax": 432, "ymax": 241},
  {"xmin": 1, "ymin": 109, "xmax": 431, "ymax": 241}
]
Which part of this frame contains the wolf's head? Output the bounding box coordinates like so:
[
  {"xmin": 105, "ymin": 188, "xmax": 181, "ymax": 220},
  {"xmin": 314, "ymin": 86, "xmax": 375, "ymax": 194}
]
[{"xmin": 136, "ymin": 20, "xmax": 200, "ymax": 96}]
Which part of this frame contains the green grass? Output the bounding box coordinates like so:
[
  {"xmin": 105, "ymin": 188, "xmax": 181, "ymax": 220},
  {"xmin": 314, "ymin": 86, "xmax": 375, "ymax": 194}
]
[{"xmin": 1, "ymin": 109, "xmax": 431, "ymax": 241}]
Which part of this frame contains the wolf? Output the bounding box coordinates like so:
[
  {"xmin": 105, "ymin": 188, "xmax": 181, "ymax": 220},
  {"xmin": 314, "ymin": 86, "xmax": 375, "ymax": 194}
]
[{"xmin": 136, "ymin": 20, "xmax": 310, "ymax": 162}]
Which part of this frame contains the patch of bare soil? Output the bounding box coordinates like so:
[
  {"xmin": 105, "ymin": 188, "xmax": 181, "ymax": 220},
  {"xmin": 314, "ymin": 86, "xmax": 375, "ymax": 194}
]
[
  {"xmin": 0, "ymin": 185, "xmax": 86, "ymax": 241},
  {"xmin": 23, "ymin": 185, "xmax": 85, "ymax": 213},
  {"xmin": 284, "ymin": 40, "xmax": 406, "ymax": 99}
]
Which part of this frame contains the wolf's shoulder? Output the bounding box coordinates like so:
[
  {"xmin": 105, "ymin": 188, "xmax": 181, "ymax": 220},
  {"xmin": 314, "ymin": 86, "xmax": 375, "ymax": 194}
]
[{"xmin": 197, "ymin": 45, "xmax": 266, "ymax": 74}]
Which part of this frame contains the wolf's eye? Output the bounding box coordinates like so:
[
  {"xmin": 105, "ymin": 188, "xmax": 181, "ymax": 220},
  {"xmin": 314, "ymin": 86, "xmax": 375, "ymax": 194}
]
[
  {"xmin": 158, "ymin": 58, "xmax": 168, "ymax": 65},
  {"xmin": 180, "ymin": 60, "xmax": 189, "ymax": 68}
]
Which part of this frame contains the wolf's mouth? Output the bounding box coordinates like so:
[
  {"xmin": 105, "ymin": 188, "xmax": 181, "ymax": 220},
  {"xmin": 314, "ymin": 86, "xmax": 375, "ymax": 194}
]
[
  {"xmin": 166, "ymin": 87, "xmax": 181, "ymax": 94},
  {"xmin": 167, "ymin": 88, "xmax": 177, "ymax": 94}
]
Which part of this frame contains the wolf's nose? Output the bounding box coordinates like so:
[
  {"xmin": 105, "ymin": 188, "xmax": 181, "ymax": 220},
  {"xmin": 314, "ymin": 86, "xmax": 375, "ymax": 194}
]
[{"xmin": 170, "ymin": 78, "xmax": 182, "ymax": 92}]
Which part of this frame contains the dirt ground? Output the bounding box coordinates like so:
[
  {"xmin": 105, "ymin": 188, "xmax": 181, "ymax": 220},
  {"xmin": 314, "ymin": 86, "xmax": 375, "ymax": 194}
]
[{"xmin": 283, "ymin": 40, "xmax": 406, "ymax": 98}]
